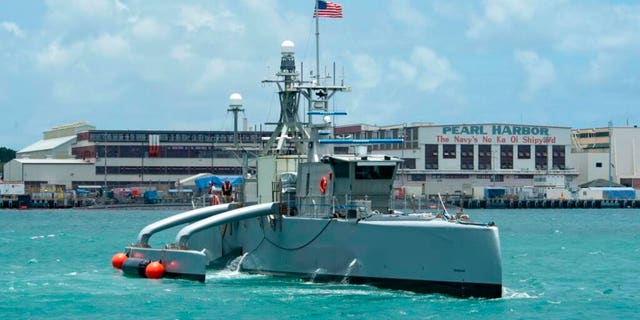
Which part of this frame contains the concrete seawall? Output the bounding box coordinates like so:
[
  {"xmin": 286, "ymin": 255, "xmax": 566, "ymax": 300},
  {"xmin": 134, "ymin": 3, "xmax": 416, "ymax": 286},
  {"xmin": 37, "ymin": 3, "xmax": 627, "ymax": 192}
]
[{"xmin": 447, "ymin": 198, "xmax": 640, "ymax": 209}]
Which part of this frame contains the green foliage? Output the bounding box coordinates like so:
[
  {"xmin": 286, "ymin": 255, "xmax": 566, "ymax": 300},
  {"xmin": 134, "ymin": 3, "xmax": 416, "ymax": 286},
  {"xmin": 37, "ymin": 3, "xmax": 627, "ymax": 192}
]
[{"xmin": 0, "ymin": 147, "xmax": 17, "ymax": 164}]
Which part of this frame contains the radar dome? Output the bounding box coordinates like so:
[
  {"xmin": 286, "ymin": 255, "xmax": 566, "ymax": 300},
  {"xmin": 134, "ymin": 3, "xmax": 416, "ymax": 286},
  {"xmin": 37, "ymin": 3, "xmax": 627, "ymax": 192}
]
[
  {"xmin": 281, "ymin": 40, "xmax": 295, "ymax": 54},
  {"xmin": 229, "ymin": 93, "xmax": 243, "ymax": 106}
]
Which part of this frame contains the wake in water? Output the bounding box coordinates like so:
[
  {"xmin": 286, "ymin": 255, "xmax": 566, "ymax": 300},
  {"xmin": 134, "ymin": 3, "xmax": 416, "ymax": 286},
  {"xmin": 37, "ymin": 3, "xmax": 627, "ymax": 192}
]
[
  {"xmin": 339, "ymin": 258, "xmax": 359, "ymax": 284},
  {"xmin": 501, "ymin": 286, "xmax": 539, "ymax": 299},
  {"xmin": 205, "ymin": 253, "xmax": 265, "ymax": 281}
]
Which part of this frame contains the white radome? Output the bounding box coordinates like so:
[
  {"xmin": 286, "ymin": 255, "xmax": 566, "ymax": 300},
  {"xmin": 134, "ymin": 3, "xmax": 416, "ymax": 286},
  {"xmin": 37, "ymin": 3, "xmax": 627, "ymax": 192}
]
[
  {"xmin": 229, "ymin": 93, "xmax": 243, "ymax": 106},
  {"xmin": 281, "ymin": 40, "xmax": 295, "ymax": 54}
]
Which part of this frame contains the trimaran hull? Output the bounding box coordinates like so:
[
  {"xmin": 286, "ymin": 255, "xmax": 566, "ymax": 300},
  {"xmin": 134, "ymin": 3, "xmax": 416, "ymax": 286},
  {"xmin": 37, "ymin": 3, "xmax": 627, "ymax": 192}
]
[{"xmin": 126, "ymin": 204, "xmax": 502, "ymax": 298}]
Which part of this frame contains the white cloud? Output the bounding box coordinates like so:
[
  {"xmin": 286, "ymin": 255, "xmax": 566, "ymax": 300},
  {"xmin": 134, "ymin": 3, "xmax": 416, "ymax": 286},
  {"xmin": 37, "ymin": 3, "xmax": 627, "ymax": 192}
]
[
  {"xmin": 553, "ymin": 5, "xmax": 639, "ymax": 53},
  {"xmin": 390, "ymin": 0, "xmax": 428, "ymax": 28},
  {"xmin": 36, "ymin": 42, "xmax": 78, "ymax": 68},
  {"xmin": 90, "ymin": 34, "xmax": 130, "ymax": 58},
  {"xmin": 45, "ymin": 0, "xmax": 114, "ymax": 19},
  {"xmin": 484, "ymin": 0, "xmax": 535, "ymax": 23},
  {"xmin": 171, "ymin": 44, "xmax": 193, "ymax": 61},
  {"xmin": 176, "ymin": 5, "xmax": 244, "ymax": 34},
  {"xmin": 466, "ymin": 0, "xmax": 545, "ymax": 40},
  {"xmin": 413, "ymin": 47, "xmax": 460, "ymax": 92},
  {"xmin": 349, "ymin": 54, "xmax": 380, "ymax": 89},
  {"xmin": 390, "ymin": 47, "xmax": 460, "ymax": 93},
  {"xmin": 191, "ymin": 59, "xmax": 228, "ymax": 93},
  {"xmin": 514, "ymin": 50, "xmax": 556, "ymax": 99},
  {"xmin": 1, "ymin": 21, "xmax": 25, "ymax": 38},
  {"xmin": 176, "ymin": 6, "xmax": 215, "ymax": 32},
  {"xmin": 51, "ymin": 79, "xmax": 120, "ymax": 105},
  {"xmin": 466, "ymin": 1, "xmax": 640, "ymax": 55},
  {"xmin": 583, "ymin": 53, "xmax": 619, "ymax": 85},
  {"xmin": 114, "ymin": 0, "xmax": 129, "ymax": 12},
  {"xmin": 131, "ymin": 17, "xmax": 166, "ymax": 39}
]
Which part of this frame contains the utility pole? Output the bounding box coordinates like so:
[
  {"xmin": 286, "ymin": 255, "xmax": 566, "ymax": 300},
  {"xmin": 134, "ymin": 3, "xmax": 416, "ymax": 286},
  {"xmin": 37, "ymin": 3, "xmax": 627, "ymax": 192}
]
[
  {"xmin": 608, "ymin": 120, "xmax": 613, "ymax": 187},
  {"xmin": 103, "ymin": 132, "xmax": 108, "ymax": 194}
]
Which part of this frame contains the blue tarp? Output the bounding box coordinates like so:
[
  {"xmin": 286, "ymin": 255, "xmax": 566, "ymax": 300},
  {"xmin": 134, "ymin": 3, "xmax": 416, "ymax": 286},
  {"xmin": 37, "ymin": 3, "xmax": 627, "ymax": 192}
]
[
  {"xmin": 592, "ymin": 187, "xmax": 636, "ymax": 200},
  {"xmin": 194, "ymin": 175, "xmax": 244, "ymax": 190},
  {"xmin": 484, "ymin": 187, "xmax": 506, "ymax": 199},
  {"xmin": 144, "ymin": 190, "xmax": 158, "ymax": 200}
]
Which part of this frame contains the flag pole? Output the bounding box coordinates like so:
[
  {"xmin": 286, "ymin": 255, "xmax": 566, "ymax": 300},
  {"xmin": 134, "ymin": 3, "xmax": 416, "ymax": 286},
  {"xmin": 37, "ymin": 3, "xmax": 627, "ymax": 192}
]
[{"xmin": 315, "ymin": 0, "xmax": 320, "ymax": 85}]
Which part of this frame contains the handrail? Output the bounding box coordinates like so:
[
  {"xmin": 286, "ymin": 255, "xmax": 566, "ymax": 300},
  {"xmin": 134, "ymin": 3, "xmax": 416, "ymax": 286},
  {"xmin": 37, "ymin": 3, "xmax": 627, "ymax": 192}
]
[{"xmin": 307, "ymin": 111, "xmax": 348, "ymax": 116}]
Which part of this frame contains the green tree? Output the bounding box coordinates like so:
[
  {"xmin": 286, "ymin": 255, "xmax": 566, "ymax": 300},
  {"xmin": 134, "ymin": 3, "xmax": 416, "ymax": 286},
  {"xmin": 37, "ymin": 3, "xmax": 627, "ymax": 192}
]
[
  {"xmin": 1, "ymin": 147, "xmax": 17, "ymax": 178},
  {"xmin": 0, "ymin": 147, "xmax": 16, "ymax": 163}
]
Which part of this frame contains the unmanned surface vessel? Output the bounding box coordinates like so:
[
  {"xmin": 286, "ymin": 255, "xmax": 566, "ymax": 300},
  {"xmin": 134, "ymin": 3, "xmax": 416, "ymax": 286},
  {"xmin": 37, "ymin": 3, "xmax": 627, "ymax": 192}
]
[{"xmin": 114, "ymin": 39, "xmax": 502, "ymax": 299}]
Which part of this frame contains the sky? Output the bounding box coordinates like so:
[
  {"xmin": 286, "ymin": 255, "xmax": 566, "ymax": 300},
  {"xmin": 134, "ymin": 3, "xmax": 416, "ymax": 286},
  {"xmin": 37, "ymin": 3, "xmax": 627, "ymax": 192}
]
[{"xmin": 1, "ymin": 0, "xmax": 639, "ymax": 150}]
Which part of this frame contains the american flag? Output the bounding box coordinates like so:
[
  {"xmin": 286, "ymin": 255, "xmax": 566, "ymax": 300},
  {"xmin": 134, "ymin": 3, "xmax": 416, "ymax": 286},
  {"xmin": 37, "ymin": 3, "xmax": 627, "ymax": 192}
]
[{"xmin": 314, "ymin": 0, "xmax": 343, "ymax": 18}]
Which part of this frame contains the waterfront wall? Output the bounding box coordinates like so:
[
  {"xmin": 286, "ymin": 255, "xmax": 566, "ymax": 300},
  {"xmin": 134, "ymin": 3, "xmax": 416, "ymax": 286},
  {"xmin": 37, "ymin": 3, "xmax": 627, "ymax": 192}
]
[{"xmin": 447, "ymin": 198, "xmax": 640, "ymax": 209}]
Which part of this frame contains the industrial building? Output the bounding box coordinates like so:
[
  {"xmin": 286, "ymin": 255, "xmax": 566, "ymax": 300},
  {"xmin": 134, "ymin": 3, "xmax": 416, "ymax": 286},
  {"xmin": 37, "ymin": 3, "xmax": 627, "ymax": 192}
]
[
  {"xmin": 3, "ymin": 121, "xmax": 640, "ymax": 203},
  {"xmin": 571, "ymin": 125, "xmax": 640, "ymax": 189},
  {"xmin": 3, "ymin": 122, "xmax": 269, "ymax": 193},
  {"xmin": 335, "ymin": 123, "xmax": 579, "ymax": 199}
]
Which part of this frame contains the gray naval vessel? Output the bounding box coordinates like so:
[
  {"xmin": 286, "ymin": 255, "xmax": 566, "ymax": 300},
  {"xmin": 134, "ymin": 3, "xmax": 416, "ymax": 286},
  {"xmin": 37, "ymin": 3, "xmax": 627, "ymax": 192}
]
[{"xmin": 115, "ymin": 40, "xmax": 502, "ymax": 298}]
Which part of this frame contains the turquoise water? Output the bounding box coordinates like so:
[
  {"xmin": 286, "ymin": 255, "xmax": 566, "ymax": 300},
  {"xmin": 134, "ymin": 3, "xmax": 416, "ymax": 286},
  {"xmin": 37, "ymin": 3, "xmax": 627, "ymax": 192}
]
[{"xmin": 1, "ymin": 208, "xmax": 638, "ymax": 319}]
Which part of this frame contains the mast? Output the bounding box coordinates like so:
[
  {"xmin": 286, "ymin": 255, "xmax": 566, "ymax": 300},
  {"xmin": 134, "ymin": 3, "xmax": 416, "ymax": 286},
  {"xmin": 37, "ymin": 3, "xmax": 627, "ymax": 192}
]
[
  {"xmin": 261, "ymin": 1, "xmax": 350, "ymax": 158},
  {"xmin": 260, "ymin": 41, "xmax": 308, "ymax": 156},
  {"xmin": 315, "ymin": 0, "xmax": 320, "ymax": 85}
]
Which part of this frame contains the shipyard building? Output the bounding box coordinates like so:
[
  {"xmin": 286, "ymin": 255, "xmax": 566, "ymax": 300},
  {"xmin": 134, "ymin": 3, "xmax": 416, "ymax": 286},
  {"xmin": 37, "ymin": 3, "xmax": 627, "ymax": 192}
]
[
  {"xmin": 334, "ymin": 123, "xmax": 578, "ymax": 199},
  {"xmin": 3, "ymin": 122, "xmax": 269, "ymax": 194},
  {"xmin": 3, "ymin": 121, "xmax": 640, "ymax": 203}
]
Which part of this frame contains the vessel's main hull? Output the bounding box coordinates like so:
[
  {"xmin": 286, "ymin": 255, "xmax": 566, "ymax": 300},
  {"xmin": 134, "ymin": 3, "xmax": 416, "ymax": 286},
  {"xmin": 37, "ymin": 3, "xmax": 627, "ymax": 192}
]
[
  {"xmin": 125, "ymin": 211, "xmax": 502, "ymax": 298},
  {"xmin": 220, "ymin": 216, "xmax": 502, "ymax": 298}
]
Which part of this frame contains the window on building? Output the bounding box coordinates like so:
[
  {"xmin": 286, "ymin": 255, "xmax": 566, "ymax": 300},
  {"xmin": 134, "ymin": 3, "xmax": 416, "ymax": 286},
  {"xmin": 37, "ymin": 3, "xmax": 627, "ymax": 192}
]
[
  {"xmin": 552, "ymin": 145, "xmax": 566, "ymax": 169},
  {"xmin": 595, "ymin": 162, "xmax": 602, "ymax": 168},
  {"xmin": 535, "ymin": 145, "xmax": 548, "ymax": 170},
  {"xmin": 478, "ymin": 145, "xmax": 491, "ymax": 170},
  {"xmin": 425, "ymin": 144, "xmax": 438, "ymax": 169},
  {"xmin": 401, "ymin": 158, "xmax": 416, "ymax": 169},
  {"xmin": 334, "ymin": 146, "xmax": 349, "ymax": 154},
  {"xmin": 518, "ymin": 145, "xmax": 531, "ymax": 159},
  {"xmin": 500, "ymin": 145, "xmax": 513, "ymax": 169},
  {"xmin": 460, "ymin": 144, "xmax": 474, "ymax": 170},
  {"xmin": 443, "ymin": 144, "xmax": 456, "ymax": 159}
]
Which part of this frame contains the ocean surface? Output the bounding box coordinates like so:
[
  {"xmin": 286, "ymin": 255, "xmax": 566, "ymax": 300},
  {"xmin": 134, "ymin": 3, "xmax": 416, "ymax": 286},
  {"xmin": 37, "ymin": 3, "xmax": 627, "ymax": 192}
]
[{"xmin": 1, "ymin": 208, "xmax": 638, "ymax": 319}]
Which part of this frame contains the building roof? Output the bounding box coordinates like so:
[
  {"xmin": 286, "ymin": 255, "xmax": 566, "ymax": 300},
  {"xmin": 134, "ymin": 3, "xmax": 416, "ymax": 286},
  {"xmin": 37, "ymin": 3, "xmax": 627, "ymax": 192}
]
[
  {"xmin": 18, "ymin": 135, "xmax": 76, "ymax": 154},
  {"xmin": 579, "ymin": 179, "xmax": 625, "ymax": 188},
  {"xmin": 12, "ymin": 158, "xmax": 89, "ymax": 165}
]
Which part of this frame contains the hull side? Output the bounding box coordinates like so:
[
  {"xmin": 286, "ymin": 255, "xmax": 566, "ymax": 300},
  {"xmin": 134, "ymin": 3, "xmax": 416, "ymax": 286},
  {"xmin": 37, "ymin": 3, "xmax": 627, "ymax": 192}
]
[
  {"xmin": 244, "ymin": 269, "xmax": 501, "ymax": 298},
  {"xmin": 229, "ymin": 216, "xmax": 502, "ymax": 298}
]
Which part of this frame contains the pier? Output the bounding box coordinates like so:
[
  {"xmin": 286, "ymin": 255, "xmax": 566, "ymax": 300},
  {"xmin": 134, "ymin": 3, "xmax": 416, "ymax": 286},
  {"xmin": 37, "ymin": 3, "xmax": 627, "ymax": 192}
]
[{"xmin": 446, "ymin": 198, "xmax": 640, "ymax": 209}]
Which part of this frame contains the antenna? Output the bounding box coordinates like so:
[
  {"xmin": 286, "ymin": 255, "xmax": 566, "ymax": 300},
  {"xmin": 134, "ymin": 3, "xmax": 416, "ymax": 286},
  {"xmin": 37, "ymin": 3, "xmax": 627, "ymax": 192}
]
[
  {"xmin": 260, "ymin": 41, "xmax": 308, "ymax": 155},
  {"xmin": 227, "ymin": 93, "xmax": 245, "ymax": 148}
]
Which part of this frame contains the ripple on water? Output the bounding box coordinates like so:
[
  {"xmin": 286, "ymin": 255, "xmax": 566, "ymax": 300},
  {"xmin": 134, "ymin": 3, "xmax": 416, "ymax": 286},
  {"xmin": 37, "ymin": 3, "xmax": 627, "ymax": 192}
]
[{"xmin": 502, "ymin": 287, "xmax": 539, "ymax": 300}]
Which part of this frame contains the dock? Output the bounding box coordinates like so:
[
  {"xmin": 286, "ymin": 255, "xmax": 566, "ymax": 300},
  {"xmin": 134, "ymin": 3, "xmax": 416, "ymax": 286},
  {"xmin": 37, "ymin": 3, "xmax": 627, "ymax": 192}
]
[{"xmin": 447, "ymin": 198, "xmax": 640, "ymax": 209}]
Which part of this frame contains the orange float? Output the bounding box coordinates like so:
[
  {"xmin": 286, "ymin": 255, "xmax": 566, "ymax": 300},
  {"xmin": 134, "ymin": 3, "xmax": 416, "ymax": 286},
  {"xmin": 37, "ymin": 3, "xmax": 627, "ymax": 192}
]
[
  {"xmin": 145, "ymin": 261, "xmax": 165, "ymax": 279},
  {"xmin": 111, "ymin": 253, "xmax": 128, "ymax": 269}
]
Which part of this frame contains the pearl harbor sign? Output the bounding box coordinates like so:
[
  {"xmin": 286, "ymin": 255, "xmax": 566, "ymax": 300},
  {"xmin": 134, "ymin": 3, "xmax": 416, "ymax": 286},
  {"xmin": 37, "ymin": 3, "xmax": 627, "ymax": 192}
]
[{"xmin": 428, "ymin": 124, "xmax": 570, "ymax": 145}]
